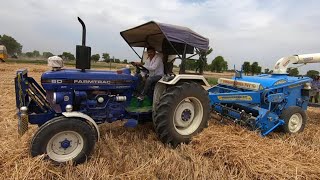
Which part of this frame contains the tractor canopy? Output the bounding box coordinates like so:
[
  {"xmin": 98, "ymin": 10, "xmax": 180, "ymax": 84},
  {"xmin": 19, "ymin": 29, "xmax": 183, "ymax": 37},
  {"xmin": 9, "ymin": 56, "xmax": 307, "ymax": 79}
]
[{"xmin": 120, "ymin": 21, "xmax": 209, "ymax": 55}]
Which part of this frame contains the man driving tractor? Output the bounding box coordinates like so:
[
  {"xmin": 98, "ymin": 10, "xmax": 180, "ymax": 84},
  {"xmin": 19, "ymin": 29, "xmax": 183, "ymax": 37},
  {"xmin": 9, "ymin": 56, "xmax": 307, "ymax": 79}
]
[{"xmin": 132, "ymin": 46, "xmax": 164, "ymax": 100}]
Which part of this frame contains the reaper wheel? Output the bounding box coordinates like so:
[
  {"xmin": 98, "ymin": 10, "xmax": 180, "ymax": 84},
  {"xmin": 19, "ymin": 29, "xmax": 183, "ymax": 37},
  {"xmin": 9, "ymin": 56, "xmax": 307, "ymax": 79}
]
[
  {"xmin": 30, "ymin": 116, "xmax": 96, "ymax": 164},
  {"xmin": 280, "ymin": 106, "xmax": 306, "ymax": 133},
  {"xmin": 153, "ymin": 82, "xmax": 210, "ymax": 147}
]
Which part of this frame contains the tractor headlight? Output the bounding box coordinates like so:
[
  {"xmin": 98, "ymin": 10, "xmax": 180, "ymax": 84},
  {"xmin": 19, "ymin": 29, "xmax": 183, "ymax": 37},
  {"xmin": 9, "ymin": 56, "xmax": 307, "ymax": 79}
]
[
  {"xmin": 53, "ymin": 92, "xmax": 65, "ymax": 104},
  {"xmin": 53, "ymin": 92, "xmax": 57, "ymax": 104}
]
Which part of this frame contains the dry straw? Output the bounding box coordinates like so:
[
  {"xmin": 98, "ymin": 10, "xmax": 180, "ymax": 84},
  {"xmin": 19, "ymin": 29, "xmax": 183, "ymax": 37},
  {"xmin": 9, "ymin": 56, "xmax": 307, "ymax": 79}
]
[{"xmin": 1, "ymin": 63, "xmax": 320, "ymax": 179}]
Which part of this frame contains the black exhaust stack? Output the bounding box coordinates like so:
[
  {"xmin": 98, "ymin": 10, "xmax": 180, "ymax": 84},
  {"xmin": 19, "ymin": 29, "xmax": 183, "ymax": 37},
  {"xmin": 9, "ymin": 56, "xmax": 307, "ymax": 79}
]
[{"xmin": 76, "ymin": 17, "xmax": 91, "ymax": 71}]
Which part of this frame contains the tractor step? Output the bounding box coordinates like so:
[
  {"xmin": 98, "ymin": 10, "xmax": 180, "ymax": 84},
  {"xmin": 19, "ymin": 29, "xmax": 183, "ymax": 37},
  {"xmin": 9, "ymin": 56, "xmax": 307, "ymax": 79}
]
[
  {"xmin": 126, "ymin": 96, "xmax": 153, "ymax": 113},
  {"xmin": 125, "ymin": 106, "xmax": 152, "ymax": 113}
]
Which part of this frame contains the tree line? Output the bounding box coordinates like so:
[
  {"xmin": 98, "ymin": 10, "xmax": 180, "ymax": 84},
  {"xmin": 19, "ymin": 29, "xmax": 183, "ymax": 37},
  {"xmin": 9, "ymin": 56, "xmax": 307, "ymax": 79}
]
[
  {"xmin": 184, "ymin": 47, "xmax": 229, "ymax": 73},
  {"xmin": 0, "ymin": 34, "xmax": 128, "ymax": 63},
  {"xmin": 242, "ymin": 61, "xmax": 262, "ymax": 75},
  {"xmin": 1, "ymin": 34, "xmax": 318, "ymax": 76}
]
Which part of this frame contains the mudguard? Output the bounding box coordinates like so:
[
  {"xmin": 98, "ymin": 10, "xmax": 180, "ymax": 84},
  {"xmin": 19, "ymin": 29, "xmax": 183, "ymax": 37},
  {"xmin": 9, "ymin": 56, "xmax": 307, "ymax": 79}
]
[{"xmin": 62, "ymin": 112, "xmax": 100, "ymax": 140}]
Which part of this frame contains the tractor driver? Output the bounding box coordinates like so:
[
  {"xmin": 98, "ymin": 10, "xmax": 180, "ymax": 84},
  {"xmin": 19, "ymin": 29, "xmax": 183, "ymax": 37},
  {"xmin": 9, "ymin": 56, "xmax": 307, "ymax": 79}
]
[{"xmin": 132, "ymin": 46, "xmax": 164, "ymax": 100}]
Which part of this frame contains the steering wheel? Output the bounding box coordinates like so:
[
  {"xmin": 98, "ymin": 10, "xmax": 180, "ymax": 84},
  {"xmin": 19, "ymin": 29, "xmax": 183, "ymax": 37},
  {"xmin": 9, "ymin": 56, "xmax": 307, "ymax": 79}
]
[{"xmin": 130, "ymin": 62, "xmax": 149, "ymax": 74}]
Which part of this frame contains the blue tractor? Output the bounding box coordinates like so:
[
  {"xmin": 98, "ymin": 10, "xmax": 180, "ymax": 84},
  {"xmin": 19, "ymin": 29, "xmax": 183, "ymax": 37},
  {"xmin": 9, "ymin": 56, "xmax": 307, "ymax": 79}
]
[{"xmin": 15, "ymin": 18, "xmax": 211, "ymax": 164}]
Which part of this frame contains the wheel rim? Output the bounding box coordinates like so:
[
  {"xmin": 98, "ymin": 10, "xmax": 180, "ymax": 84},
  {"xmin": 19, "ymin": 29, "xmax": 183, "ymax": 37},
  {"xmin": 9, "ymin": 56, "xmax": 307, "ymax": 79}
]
[
  {"xmin": 288, "ymin": 113, "xmax": 303, "ymax": 133},
  {"xmin": 173, "ymin": 97, "xmax": 204, "ymax": 136},
  {"xmin": 46, "ymin": 131, "xmax": 84, "ymax": 162}
]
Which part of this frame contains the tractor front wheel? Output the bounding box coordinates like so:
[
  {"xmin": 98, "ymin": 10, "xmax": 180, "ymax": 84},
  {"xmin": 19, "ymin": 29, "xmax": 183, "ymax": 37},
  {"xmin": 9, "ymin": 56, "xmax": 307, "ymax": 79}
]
[
  {"xmin": 280, "ymin": 106, "xmax": 307, "ymax": 133},
  {"xmin": 153, "ymin": 82, "xmax": 210, "ymax": 147},
  {"xmin": 30, "ymin": 116, "xmax": 96, "ymax": 164}
]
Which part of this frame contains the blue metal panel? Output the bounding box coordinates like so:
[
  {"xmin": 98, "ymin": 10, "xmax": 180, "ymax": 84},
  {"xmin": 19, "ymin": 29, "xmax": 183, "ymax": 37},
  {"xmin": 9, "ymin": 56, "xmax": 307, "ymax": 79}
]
[
  {"xmin": 209, "ymin": 91, "xmax": 261, "ymax": 104},
  {"xmin": 41, "ymin": 69, "xmax": 138, "ymax": 91},
  {"xmin": 238, "ymin": 75, "xmax": 285, "ymax": 88}
]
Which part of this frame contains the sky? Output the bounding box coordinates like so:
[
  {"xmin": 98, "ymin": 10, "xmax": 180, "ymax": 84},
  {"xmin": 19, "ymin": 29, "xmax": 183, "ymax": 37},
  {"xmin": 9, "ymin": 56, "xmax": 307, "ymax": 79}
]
[{"xmin": 1, "ymin": 0, "xmax": 320, "ymax": 73}]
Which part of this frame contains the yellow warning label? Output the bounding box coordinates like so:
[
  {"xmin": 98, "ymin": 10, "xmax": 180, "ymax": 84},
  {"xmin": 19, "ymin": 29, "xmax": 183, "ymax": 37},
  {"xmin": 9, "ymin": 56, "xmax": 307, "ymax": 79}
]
[
  {"xmin": 289, "ymin": 84, "xmax": 302, "ymax": 89},
  {"xmin": 217, "ymin": 95, "xmax": 252, "ymax": 101},
  {"xmin": 274, "ymin": 79, "xmax": 287, "ymax": 86},
  {"xmin": 218, "ymin": 78, "xmax": 261, "ymax": 91}
]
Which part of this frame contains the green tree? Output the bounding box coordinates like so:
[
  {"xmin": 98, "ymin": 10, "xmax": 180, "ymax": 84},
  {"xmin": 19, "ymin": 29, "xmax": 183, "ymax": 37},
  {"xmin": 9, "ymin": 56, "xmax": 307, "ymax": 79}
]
[
  {"xmin": 250, "ymin": 62, "xmax": 261, "ymax": 75},
  {"xmin": 306, "ymin": 70, "xmax": 319, "ymax": 79},
  {"xmin": 223, "ymin": 61, "xmax": 228, "ymax": 71},
  {"xmin": 287, "ymin": 67, "xmax": 299, "ymax": 76},
  {"xmin": 257, "ymin": 66, "xmax": 262, "ymax": 75},
  {"xmin": 25, "ymin": 52, "xmax": 34, "ymax": 58},
  {"xmin": 0, "ymin": 34, "xmax": 23, "ymax": 55},
  {"xmin": 123, "ymin": 59, "xmax": 128, "ymax": 64},
  {"xmin": 32, "ymin": 50, "xmax": 40, "ymax": 57},
  {"xmin": 199, "ymin": 47, "xmax": 213, "ymax": 73},
  {"xmin": 102, "ymin": 53, "xmax": 110, "ymax": 62},
  {"xmin": 264, "ymin": 68, "xmax": 270, "ymax": 74},
  {"xmin": 91, "ymin": 54, "xmax": 100, "ymax": 62},
  {"xmin": 61, "ymin": 52, "xmax": 75, "ymax": 60},
  {"xmin": 115, "ymin": 59, "xmax": 121, "ymax": 63},
  {"xmin": 242, "ymin": 61, "xmax": 251, "ymax": 75},
  {"xmin": 210, "ymin": 56, "xmax": 228, "ymax": 72},
  {"xmin": 185, "ymin": 59, "xmax": 198, "ymax": 71},
  {"xmin": 43, "ymin": 52, "xmax": 54, "ymax": 58}
]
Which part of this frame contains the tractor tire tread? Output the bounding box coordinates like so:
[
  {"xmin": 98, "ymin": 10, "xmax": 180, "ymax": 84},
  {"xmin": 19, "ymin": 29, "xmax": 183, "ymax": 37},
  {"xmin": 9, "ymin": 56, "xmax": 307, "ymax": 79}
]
[{"xmin": 153, "ymin": 81, "xmax": 210, "ymax": 147}]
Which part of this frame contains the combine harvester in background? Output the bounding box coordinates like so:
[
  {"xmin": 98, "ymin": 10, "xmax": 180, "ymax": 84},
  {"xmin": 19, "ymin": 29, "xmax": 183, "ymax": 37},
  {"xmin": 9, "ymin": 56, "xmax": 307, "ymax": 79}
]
[
  {"xmin": 209, "ymin": 53, "xmax": 320, "ymax": 135},
  {"xmin": 0, "ymin": 45, "xmax": 8, "ymax": 62}
]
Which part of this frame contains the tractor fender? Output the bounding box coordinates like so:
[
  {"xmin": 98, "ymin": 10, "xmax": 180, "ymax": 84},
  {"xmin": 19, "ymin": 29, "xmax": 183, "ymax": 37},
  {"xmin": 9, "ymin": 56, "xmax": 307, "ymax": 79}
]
[
  {"xmin": 153, "ymin": 75, "xmax": 211, "ymax": 114},
  {"xmin": 62, "ymin": 112, "xmax": 100, "ymax": 141},
  {"xmin": 158, "ymin": 74, "xmax": 211, "ymax": 87}
]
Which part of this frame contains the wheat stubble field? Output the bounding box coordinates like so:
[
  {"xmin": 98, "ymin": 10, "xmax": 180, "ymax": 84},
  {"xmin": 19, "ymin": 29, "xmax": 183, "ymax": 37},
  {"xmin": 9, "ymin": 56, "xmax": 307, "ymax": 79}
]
[{"xmin": 1, "ymin": 63, "xmax": 320, "ymax": 179}]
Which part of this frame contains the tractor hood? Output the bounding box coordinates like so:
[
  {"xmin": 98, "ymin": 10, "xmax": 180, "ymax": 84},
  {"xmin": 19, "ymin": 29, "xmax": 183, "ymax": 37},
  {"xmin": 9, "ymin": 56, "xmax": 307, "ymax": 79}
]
[
  {"xmin": 41, "ymin": 68, "xmax": 137, "ymax": 91},
  {"xmin": 239, "ymin": 75, "xmax": 289, "ymax": 89}
]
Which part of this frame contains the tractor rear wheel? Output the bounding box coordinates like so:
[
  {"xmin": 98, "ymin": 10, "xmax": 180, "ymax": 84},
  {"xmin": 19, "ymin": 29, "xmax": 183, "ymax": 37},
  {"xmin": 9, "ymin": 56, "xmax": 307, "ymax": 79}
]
[
  {"xmin": 153, "ymin": 82, "xmax": 210, "ymax": 147},
  {"xmin": 280, "ymin": 106, "xmax": 307, "ymax": 133},
  {"xmin": 30, "ymin": 116, "xmax": 96, "ymax": 164}
]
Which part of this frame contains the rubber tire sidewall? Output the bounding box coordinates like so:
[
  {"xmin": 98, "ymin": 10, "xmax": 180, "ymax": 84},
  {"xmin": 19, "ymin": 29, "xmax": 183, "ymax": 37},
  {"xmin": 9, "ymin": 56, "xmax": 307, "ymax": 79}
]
[
  {"xmin": 30, "ymin": 117, "xmax": 96, "ymax": 165},
  {"xmin": 280, "ymin": 106, "xmax": 307, "ymax": 134},
  {"xmin": 154, "ymin": 82, "xmax": 210, "ymax": 147}
]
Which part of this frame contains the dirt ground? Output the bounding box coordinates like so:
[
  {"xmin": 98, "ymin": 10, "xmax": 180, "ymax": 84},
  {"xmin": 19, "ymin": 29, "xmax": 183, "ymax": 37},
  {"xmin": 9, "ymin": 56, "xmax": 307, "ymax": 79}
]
[{"xmin": 1, "ymin": 63, "xmax": 320, "ymax": 179}]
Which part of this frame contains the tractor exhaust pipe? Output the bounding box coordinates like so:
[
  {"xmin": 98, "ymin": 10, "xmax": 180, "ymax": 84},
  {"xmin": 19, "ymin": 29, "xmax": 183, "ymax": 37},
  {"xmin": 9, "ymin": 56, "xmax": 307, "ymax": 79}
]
[
  {"xmin": 78, "ymin": 17, "xmax": 86, "ymax": 46},
  {"xmin": 76, "ymin": 17, "xmax": 91, "ymax": 71}
]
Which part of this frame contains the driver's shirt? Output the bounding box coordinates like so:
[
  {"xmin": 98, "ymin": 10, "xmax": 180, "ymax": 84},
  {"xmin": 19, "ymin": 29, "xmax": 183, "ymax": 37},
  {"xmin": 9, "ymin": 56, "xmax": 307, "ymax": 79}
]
[{"xmin": 143, "ymin": 54, "xmax": 164, "ymax": 77}]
